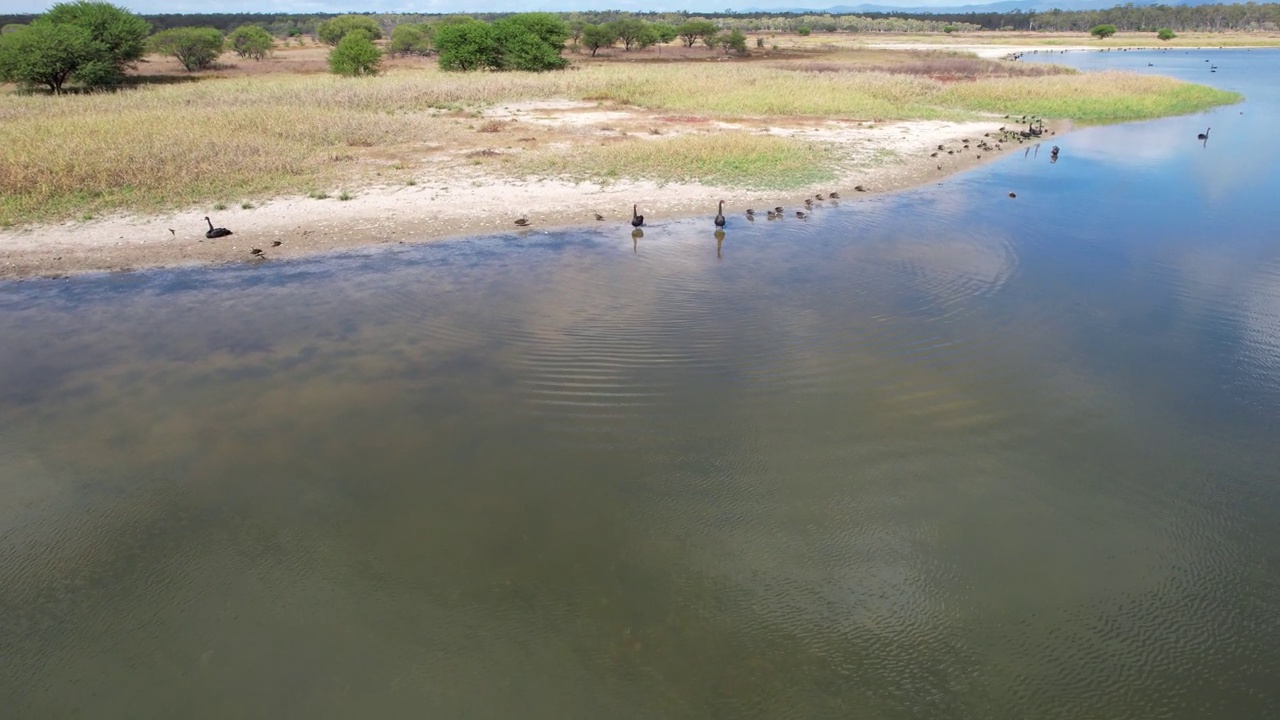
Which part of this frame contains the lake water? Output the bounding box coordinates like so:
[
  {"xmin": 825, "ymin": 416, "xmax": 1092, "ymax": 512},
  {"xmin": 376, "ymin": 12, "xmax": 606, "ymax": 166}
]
[{"xmin": 2, "ymin": 50, "xmax": 1278, "ymax": 718}]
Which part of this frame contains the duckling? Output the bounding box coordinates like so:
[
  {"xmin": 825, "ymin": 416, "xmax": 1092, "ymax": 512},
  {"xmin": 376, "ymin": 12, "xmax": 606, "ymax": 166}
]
[{"xmin": 514, "ymin": 217, "xmax": 530, "ymax": 227}]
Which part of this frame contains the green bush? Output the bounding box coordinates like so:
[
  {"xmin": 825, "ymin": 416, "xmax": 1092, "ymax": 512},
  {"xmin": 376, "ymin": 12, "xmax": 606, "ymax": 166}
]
[
  {"xmin": 493, "ymin": 13, "xmax": 568, "ymax": 70},
  {"xmin": 676, "ymin": 19, "xmax": 717, "ymax": 48},
  {"xmin": 44, "ymin": 1, "xmax": 148, "ymax": 70},
  {"xmin": 388, "ymin": 23, "xmax": 433, "ymax": 56},
  {"xmin": 149, "ymin": 27, "xmax": 224, "ymax": 71},
  {"xmin": 719, "ymin": 29, "xmax": 748, "ymax": 55},
  {"xmin": 943, "ymin": 25, "xmax": 958, "ymax": 33},
  {"xmin": 609, "ymin": 18, "xmax": 653, "ymax": 51},
  {"xmin": 4, "ymin": 1, "xmax": 150, "ymax": 89},
  {"xmin": 227, "ymin": 25, "xmax": 274, "ymax": 60},
  {"xmin": 581, "ymin": 24, "xmax": 616, "ymax": 57},
  {"xmin": 436, "ymin": 15, "xmax": 567, "ymax": 72},
  {"xmin": 1090, "ymin": 24, "xmax": 1117, "ymax": 39},
  {"xmin": 1157, "ymin": 28, "xmax": 1176, "ymax": 41},
  {"xmin": 1, "ymin": 23, "xmax": 26, "ymax": 34},
  {"xmin": 650, "ymin": 23, "xmax": 678, "ymax": 45},
  {"xmin": 797, "ymin": 26, "xmax": 812, "ymax": 36},
  {"xmin": 435, "ymin": 21, "xmax": 497, "ymax": 71},
  {"xmin": 328, "ymin": 30, "xmax": 381, "ymax": 75},
  {"xmin": 317, "ymin": 15, "xmax": 382, "ymax": 46},
  {"xmin": 0, "ymin": 22, "xmax": 95, "ymax": 93}
]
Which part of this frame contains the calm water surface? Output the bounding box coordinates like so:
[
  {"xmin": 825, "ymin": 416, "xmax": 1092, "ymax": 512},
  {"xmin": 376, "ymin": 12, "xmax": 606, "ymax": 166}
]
[{"xmin": 2, "ymin": 50, "xmax": 1278, "ymax": 718}]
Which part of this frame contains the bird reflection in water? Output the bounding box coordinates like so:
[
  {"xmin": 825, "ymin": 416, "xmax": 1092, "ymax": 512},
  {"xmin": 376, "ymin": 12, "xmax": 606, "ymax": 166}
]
[
  {"xmin": 715, "ymin": 229, "xmax": 726, "ymax": 259},
  {"xmin": 631, "ymin": 227, "xmax": 643, "ymax": 253}
]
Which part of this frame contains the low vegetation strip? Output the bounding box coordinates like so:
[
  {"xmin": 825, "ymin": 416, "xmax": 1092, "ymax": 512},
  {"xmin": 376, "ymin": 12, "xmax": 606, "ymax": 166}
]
[
  {"xmin": 514, "ymin": 134, "xmax": 841, "ymax": 190},
  {"xmin": 0, "ymin": 59, "xmax": 1242, "ymax": 227}
]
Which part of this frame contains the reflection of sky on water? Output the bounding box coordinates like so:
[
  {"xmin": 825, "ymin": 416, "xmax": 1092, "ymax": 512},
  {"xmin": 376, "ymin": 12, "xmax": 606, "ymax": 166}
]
[{"xmin": 1, "ymin": 50, "xmax": 1279, "ymax": 720}]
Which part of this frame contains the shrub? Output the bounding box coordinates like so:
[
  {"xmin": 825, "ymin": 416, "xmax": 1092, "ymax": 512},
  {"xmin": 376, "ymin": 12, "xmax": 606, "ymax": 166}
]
[
  {"xmin": 149, "ymin": 27, "xmax": 224, "ymax": 71},
  {"xmin": 2, "ymin": 23, "xmax": 26, "ymax": 34},
  {"xmin": 943, "ymin": 25, "xmax": 958, "ymax": 33},
  {"xmin": 44, "ymin": 1, "xmax": 148, "ymax": 68},
  {"xmin": 581, "ymin": 24, "xmax": 616, "ymax": 57},
  {"xmin": 1157, "ymin": 28, "xmax": 1176, "ymax": 41},
  {"xmin": 797, "ymin": 26, "xmax": 812, "ymax": 36},
  {"xmin": 388, "ymin": 23, "xmax": 432, "ymax": 56},
  {"xmin": 0, "ymin": 22, "xmax": 96, "ymax": 93},
  {"xmin": 493, "ymin": 13, "xmax": 568, "ymax": 70},
  {"xmin": 11, "ymin": 1, "xmax": 150, "ymax": 88},
  {"xmin": 719, "ymin": 29, "xmax": 747, "ymax": 55},
  {"xmin": 609, "ymin": 18, "xmax": 653, "ymax": 51},
  {"xmin": 676, "ymin": 19, "xmax": 717, "ymax": 48},
  {"xmin": 317, "ymin": 15, "xmax": 382, "ymax": 46},
  {"xmin": 328, "ymin": 30, "xmax": 381, "ymax": 75},
  {"xmin": 1090, "ymin": 24, "xmax": 1117, "ymax": 39},
  {"xmin": 227, "ymin": 25, "xmax": 273, "ymax": 60},
  {"xmin": 650, "ymin": 23, "xmax": 678, "ymax": 44},
  {"xmin": 435, "ymin": 20, "xmax": 497, "ymax": 71}
]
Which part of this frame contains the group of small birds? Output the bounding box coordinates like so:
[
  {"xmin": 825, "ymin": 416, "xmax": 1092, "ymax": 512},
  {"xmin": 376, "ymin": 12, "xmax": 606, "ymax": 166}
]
[{"xmin": 513, "ymin": 190, "xmax": 860, "ymax": 231}]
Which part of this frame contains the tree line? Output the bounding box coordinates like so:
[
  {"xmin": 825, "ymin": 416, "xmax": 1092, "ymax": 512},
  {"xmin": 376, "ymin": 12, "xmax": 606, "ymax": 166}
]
[{"xmin": 5, "ymin": 4, "xmax": 1279, "ymax": 39}]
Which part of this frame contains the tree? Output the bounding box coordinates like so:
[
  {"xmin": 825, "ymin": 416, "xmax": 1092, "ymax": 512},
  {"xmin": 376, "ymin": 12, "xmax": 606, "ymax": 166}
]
[
  {"xmin": 328, "ymin": 30, "xmax": 381, "ymax": 75},
  {"xmin": 567, "ymin": 19, "xmax": 585, "ymax": 50},
  {"xmin": 797, "ymin": 26, "xmax": 812, "ymax": 36},
  {"xmin": 492, "ymin": 13, "xmax": 568, "ymax": 71},
  {"xmin": 943, "ymin": 25, "xmax": 959, "ymax": 33},
  {"xmin": 227, "ymin": 25, "xmax": 273, "ymax": 60},
  {"xmin": 1090, "ymin": 24, "xmax": 1117, "ymax": 38},
  {"xmin": 1157, "ymin": 28, "xmax": 1176, "ymax": 41},
  {"xmin": 676, "ymin": 19, "xmax": 717, "ymax": 48},
  {"xmin": 388, "ymin": 23, "xmax": 432, "ymax": 56},
  {"xmin": 650, "ymin": 23, "xmax": 678, "ymax": 44},
  {"xmin": 435, "ymin": 21, "xmax": 497, "ymax": 71},
  {"xmin": 0, "ymin": 22, "xmax": 95, "ymax": 93},
  {"xmin": 718, "ymin": 28, "xmax": 747, "ymax": 55},
  {"xmin": 580, "ymin": 23, "xmax": 616, "ymax": 57},
  {"xmin": 317, "ymin": 15, "xmax": 382, "ymax": 46},
  {"xmin": 609, "ymin": 18, "xmax": 650, "ymax": 51},
  {"xmin": 39, "ymin": 1, "xmax": 149, "ymax": 87},
  {"xmin": 43, "ymin": 1, "xmax": 148, "ymax": 65},
  {"xmin": 149, "ymin": 27, "xmax": 224, "ymax": 71}
]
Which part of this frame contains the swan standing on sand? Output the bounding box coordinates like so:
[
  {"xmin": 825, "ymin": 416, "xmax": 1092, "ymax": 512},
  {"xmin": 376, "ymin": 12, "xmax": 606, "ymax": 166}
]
[
  {"xmin": 204, "ymin": 217, "xmax": 232, "ymax": 239},
  {"xmin": 631, "ymin": 204, "xmax": 644, "ymax": 228}
]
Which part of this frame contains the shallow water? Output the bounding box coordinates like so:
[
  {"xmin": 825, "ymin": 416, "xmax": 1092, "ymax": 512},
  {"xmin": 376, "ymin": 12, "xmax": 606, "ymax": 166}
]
[{"xmin": 2, "ymin": 50, "xmax": 1278, "ymax": 718}]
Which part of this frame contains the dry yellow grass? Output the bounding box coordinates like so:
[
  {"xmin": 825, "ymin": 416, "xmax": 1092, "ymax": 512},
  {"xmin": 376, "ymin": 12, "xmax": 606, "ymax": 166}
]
[{"xmin": 0, "ymin": 54, "xmax": 1241, "ymax": 226}]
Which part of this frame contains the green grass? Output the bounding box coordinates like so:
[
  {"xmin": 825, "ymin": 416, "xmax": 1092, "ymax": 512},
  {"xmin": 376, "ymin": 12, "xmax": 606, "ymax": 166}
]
[
  {"xmin": 516, "ymin": 134, "xmax": 841, "ymax": 190},
  {"xmin": 937, "ymin": 71, "xmax": 1243, "ymax": 124}
]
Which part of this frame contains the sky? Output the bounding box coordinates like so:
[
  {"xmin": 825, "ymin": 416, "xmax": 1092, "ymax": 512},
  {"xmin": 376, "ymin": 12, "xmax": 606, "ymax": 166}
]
[{"xmin": 4, "ymin": 0, "xmax": 978, "ymax": 16}]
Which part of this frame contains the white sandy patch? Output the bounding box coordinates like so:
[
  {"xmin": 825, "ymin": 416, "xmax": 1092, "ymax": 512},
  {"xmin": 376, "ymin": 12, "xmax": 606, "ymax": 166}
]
[{"xmin": 0, "ymin": 112, "xmax": 1027, "ymax": 280}]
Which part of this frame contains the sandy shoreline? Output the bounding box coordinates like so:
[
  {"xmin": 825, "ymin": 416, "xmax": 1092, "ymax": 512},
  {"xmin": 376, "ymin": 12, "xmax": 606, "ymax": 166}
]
[{"xmin": 0, "ymin": 115, "xmax": 1045, "ymax": 280}]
